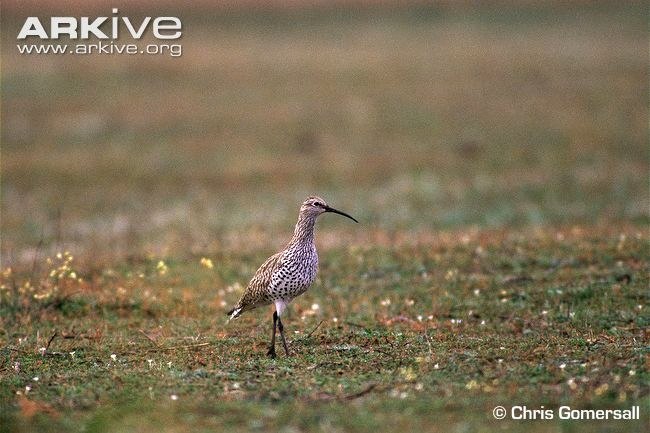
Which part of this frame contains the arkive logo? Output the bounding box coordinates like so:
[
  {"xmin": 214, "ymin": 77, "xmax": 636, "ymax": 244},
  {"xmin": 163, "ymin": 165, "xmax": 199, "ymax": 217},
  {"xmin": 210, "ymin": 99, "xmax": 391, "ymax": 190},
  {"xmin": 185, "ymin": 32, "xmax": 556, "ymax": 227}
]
[
  {"xmin": 18, "ymin": 8, "xmax": 181, "ymax": 40},
  {"xmin": 16, "ymin": 8, "xmax": 183, "ymax": 57}
]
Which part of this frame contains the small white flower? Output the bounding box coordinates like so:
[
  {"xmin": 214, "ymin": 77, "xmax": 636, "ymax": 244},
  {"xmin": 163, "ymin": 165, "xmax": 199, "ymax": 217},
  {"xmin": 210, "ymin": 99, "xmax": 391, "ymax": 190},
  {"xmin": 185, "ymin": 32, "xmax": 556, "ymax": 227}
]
[
  {"xmin": 480, "ymin": 320, "xmax": 486, "ymax": 326},
  {"xmin": 311, "ymin": 303, "xmax": 320, "ymax": 310},
  {"xmin": 417, "ymin": 315, "xmax": 423, "ymax": 321},
  {"xmin": 559, "ymin": 363, "xmax": 566, "ymax": 370},
  {"xmin": 542, "ymin": 310, "xmax": 548, "ymax": 316},
  {"xmin": 170, "ymin": 394, "xmax": 178, "ymax": 400},
  {"xmin": 110, "ymin": 354, "xmax": 117, "ymax": 361},
  {"xmin": 433, "ymin": 363, "xmax": 440, "ymax": 370},
  {"xmin": 629, "ymin": 370, "xmax": 636, "ymax": 376},
  {"xmin": 38, "ymin": 347, "xmax": 46, "ymax": 355},
  {"xmin": 32, "ymin": 376, "xmax": 39, "ymax": 382},
  {"xmin": 25, "ymin": 385, "xmax": 31, "ymax": 393}
]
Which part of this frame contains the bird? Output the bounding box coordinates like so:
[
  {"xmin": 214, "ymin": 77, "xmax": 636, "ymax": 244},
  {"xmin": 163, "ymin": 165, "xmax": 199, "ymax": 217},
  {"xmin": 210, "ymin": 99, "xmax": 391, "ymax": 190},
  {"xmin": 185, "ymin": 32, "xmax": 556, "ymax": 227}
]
[{"xmin": 226, "ymin": 196, "xmax": 358, "ymax": 357}]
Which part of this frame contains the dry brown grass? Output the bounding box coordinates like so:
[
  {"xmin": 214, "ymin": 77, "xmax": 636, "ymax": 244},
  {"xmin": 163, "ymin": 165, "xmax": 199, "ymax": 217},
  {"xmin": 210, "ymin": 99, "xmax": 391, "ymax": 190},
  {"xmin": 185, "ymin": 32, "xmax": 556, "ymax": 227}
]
[{"xmin": 2, "ymin": 4, "xmax": 647, "ymax": 271}]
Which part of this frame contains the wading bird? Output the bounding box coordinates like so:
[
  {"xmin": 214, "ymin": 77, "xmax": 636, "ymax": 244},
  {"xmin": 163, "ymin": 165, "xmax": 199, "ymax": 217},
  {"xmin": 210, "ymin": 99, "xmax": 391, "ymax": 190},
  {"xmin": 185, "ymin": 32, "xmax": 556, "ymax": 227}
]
[{"xmin": 226, "ymin": 196, "xmax": 358, "ymax": 357}]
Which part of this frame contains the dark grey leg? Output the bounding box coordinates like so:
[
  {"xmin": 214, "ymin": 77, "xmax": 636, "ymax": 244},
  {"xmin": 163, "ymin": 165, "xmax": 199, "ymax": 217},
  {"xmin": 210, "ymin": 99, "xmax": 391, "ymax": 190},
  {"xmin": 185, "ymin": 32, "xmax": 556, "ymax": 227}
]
[
  {"xmin": 267, "ymin": 311, "xmax": 278, "ymax": 358},
  {"xmin": 277, "ymin": 316, "xmax": 290, "ymax": 356}
]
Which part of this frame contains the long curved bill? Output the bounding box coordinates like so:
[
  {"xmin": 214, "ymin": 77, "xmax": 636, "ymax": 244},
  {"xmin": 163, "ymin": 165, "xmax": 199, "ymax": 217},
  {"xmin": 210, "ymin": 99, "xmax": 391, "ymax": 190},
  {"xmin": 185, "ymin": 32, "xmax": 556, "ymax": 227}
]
[{"xmin": 324, "ymin": 205, "xmax": 358, "ymax": 223}]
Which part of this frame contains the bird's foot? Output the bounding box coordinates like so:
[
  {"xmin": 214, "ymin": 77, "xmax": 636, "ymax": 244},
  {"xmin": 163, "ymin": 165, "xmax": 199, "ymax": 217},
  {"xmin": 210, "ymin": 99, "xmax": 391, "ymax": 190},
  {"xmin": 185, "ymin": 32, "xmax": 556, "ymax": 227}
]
[{"xmin": 266, "ymin": 347, "xmax": 277, "ymax": 358}]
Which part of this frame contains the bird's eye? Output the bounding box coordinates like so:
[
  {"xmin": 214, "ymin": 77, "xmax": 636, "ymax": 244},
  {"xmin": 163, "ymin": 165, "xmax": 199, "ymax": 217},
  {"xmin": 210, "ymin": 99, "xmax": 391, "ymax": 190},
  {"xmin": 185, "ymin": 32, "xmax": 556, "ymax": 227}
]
[{"xmin": 313, "ymin": 202, "xmax": 323, "ymax": 207}]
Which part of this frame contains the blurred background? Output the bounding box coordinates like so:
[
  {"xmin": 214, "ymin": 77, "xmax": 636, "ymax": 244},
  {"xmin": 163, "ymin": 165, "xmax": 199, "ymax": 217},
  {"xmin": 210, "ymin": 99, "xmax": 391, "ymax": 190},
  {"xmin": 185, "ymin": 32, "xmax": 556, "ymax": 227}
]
[{"xmin": 1, "ymin": 0, "xmax": 647, "ymax": 268}]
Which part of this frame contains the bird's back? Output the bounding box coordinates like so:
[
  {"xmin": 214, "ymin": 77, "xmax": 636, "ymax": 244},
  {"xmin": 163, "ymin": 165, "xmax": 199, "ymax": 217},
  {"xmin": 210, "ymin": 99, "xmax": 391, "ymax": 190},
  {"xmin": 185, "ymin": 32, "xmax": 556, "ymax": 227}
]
[{"xmin": 227, "ymin": 252, "xmax": 283, "ymax": 319}]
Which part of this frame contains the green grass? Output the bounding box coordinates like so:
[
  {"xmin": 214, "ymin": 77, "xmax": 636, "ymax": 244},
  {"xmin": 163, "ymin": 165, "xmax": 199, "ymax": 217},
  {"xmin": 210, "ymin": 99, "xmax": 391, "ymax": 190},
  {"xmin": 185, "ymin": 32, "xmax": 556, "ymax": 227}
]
[
  {"xmin": 1, "ymin": 2, "xmax": 649, "ymax": 432},
  {"xmin": 1, "ymin": 227, "xmax": 648, "ymax": 432}
]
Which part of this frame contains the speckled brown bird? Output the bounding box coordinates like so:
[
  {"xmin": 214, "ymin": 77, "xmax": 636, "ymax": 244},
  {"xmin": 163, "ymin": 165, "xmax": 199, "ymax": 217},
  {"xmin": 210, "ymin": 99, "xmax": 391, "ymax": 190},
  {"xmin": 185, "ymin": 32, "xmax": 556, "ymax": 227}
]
[{"xmin": 226, "ymin": 196, "xmax": 358, "ymax": 357}]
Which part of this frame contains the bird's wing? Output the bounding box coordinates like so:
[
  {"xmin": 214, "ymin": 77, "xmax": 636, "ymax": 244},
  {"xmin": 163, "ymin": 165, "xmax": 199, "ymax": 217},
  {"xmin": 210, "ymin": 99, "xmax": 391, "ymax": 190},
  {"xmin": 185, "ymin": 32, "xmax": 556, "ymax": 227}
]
[{"xmin": 228, "ymin": 251, "xmax": 285, "ymax": 319}]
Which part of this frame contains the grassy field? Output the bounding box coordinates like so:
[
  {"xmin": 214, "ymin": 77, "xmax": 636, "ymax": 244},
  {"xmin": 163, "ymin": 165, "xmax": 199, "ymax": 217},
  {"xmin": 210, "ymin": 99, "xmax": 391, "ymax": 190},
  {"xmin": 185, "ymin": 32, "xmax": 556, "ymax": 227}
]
[
  {"xmin": 1, "ymin": 2, "xmax": 648, "ymax": 432},
  {"xmin": 0, "ymin": 226, "xmax": 648, "ymax": 432}
]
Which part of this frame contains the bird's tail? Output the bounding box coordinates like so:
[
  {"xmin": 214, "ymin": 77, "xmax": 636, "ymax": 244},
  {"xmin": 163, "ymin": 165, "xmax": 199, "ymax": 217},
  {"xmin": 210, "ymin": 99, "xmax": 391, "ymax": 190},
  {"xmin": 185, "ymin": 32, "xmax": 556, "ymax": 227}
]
[{"xmin": 226, "ymin": 306, "xmax": 243, "ymax": 323}]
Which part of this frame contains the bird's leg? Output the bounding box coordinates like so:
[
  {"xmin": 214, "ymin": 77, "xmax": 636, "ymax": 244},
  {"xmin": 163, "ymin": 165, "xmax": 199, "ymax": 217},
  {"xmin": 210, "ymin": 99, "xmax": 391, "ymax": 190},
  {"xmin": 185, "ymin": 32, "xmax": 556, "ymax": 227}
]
[
  {"xmin": 267, "ymin": 311, "xmax": 278, "ymax": 358},
  {"xmin": 277, "ymin": 316, "xmax": 290, "ymax": 356}
]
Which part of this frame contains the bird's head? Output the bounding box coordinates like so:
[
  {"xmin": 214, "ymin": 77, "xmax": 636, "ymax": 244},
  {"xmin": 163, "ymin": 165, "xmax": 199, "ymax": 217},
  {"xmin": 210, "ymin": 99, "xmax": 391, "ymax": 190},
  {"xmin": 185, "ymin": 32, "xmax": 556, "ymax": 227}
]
[{"xmin": 300, "ymin": 196, "xmax": 358, "ymax": 223}]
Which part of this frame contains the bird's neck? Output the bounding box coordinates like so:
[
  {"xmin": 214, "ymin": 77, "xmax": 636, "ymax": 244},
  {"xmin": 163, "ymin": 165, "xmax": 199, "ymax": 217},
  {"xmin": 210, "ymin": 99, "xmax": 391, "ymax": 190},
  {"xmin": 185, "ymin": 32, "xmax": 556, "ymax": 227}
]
[{"xmin": 289, "ymin": 213, "xmax": 316, "ymax": 245}]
